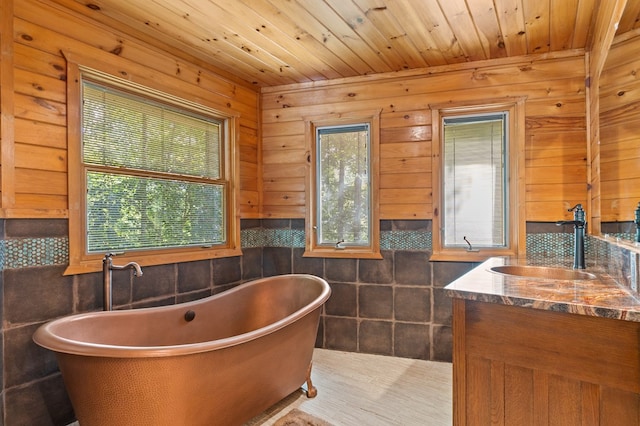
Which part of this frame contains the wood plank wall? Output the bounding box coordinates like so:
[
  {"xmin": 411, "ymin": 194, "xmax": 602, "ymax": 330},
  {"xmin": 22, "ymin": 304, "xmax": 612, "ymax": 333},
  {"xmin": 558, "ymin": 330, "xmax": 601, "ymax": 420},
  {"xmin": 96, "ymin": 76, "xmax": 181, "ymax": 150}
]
[
  {"xmin": 261, "ymin": 54, "xmax": 589, "ymax": 222},
  {"xmin": 600, "ymin": 33, "xmax": 640, "ymax": 222},
  {"xmin": 4, "ymin": 0, "xmax": 260, "ymax": 219}
]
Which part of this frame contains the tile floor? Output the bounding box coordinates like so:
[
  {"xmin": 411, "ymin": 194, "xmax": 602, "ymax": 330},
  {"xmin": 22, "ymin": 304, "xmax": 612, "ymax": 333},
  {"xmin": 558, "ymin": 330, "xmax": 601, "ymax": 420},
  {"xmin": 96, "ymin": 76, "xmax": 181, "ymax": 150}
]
[{"xmin": 246, "ymin": 349, "xmax": 452, "ymax": 425}]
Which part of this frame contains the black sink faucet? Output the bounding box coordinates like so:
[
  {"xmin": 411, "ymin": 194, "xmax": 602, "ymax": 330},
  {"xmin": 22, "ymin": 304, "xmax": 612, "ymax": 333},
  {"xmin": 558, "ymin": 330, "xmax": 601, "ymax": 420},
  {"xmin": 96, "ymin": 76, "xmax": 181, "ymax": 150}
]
[
  {"xmin": 634, "ymin": 202, "xmax": 640, "ymax": 243},
  {"xmin": 555, "ymin": 204, "xmax": 586, "ymax": 269}
]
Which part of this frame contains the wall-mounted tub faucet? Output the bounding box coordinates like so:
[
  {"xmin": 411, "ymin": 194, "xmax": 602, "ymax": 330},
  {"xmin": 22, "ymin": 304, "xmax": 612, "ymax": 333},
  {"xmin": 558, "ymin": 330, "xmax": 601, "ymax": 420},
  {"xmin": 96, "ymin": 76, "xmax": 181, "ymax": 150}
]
[
  {"xmin": 102, "ymin": 253, "xmax": 143, "ymax": 311},
  {"xmin": 555, "ymin": 204, "xmax": 586, "ymax": 269}
]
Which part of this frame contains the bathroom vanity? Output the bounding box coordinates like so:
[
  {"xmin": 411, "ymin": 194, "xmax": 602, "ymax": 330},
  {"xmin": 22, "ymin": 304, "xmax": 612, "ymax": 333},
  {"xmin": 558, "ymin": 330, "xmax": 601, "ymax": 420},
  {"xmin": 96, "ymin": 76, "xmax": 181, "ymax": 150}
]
[{"xmin": 445, "ymin": 257, "xmax": 640, "ymax": 425}]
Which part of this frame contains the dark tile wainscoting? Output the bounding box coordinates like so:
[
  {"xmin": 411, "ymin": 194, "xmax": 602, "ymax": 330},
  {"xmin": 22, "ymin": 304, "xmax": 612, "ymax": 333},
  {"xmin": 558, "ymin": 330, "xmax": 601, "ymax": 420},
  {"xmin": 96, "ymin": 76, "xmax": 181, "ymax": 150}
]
[{"xmin": 0, "ymin": 218, "xmax": 584, "ymax": 425}]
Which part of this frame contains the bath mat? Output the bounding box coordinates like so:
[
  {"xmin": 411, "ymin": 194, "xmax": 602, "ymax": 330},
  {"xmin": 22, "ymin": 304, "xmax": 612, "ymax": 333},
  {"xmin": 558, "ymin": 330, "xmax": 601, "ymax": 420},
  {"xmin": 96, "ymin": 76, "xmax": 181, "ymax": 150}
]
[{"xmin": 273, "ymin": 408, "xmax": 334, "ymax": 426}]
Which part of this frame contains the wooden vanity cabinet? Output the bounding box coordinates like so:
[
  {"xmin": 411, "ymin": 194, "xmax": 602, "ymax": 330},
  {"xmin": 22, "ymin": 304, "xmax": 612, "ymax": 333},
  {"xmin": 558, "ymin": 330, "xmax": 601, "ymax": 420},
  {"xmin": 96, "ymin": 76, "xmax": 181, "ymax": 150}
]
[{"xmin": 452, "ymin": 298, "xmax": 640, "ymax": 425}]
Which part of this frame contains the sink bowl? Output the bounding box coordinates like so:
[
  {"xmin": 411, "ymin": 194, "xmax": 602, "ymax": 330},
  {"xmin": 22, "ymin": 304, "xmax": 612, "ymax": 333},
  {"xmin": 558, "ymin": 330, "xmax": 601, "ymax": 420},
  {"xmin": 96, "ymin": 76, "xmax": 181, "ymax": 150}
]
[{"xmin": 489, "ymin": 265, "xmax": 597, "ymax": 281}]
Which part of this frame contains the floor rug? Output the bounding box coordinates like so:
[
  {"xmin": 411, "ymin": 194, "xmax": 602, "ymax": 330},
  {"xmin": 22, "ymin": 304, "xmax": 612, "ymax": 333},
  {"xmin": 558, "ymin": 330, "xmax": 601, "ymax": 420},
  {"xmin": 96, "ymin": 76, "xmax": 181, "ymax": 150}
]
[{"xmin": 273, "ymin": 408, "xmax": 334, "ymax": 426}]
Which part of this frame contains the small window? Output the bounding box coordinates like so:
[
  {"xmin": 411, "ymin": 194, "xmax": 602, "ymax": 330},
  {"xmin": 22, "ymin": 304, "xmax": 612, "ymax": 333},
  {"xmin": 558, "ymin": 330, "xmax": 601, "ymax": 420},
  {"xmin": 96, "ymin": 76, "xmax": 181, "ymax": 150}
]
[
  {"xmin": 442, "ymin": 113, "xmax": 507, "ymax": 249},
  {"xmin": 305, "ymin": 113, "xmax": 381, "ymax": 258},
  {"xmin": 431, "ymin": 100, "xmax": 525, "ymax": 261}
]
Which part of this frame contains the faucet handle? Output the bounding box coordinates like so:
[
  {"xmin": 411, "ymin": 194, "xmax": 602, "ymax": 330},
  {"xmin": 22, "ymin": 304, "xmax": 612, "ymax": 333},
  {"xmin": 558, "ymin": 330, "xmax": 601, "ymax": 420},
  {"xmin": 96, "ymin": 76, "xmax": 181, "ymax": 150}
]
[{"xmin": 567, "ymin": 204, "xmax": 585, "ymax": 223}]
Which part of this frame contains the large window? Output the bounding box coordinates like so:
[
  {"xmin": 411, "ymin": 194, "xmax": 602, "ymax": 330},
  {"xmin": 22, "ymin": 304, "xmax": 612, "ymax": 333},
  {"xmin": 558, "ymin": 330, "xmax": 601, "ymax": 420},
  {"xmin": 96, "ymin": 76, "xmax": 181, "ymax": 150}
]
[
  {"xmin": 65, "ymin": 60, "xmax": 240, "ymax": 274},
  {"xmin": 83, "ymin": 81, "xmax": 226, "ymax": 253},
  {"xmin": 305, "ymin": 113, "xmax": 380, "ymax": 258},
  {"xmin": 431, "ymin": 100, "xmax": 525, "ymax": 260}
]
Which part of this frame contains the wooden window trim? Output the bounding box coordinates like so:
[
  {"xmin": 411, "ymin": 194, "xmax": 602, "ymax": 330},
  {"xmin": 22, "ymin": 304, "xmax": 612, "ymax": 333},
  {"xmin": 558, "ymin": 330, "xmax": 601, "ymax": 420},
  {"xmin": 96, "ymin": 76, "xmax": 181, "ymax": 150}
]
[
  {"xmin": 430, "ymin": 98, "xmax": 527, "ymax": 262},
  {"xmin": 63, "ymin": 51, "xmax": 241, "ymax": 275},
  {"xmin": 303, "ymin": 110, "xmax": 382, "ymax": 259}
]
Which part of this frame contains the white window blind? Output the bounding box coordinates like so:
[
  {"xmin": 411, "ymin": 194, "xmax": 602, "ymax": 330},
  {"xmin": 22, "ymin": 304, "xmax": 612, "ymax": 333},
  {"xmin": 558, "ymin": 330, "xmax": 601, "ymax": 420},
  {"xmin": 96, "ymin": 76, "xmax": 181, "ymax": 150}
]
[
  {"xmin": 82, "ymin": 79, "xmax": 226, "ymax": 253},
  {"xmin": 442, "ymin": 113, "xmax": 507, "ymax": 248}
]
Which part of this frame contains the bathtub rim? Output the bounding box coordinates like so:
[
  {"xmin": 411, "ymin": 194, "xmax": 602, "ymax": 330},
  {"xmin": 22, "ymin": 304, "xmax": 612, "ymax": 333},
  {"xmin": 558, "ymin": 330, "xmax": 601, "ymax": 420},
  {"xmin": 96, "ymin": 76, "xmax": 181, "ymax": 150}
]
[{"xmin": 33, "ymin": 274, "xmax": 330, "ymax": 358}]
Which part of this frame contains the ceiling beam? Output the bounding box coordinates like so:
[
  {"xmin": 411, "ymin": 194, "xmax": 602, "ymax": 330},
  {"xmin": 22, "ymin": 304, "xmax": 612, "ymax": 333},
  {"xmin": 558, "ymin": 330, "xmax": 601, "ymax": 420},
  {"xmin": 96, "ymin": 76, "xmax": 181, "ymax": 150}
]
[{"xmin": 587, "ymin": 0, "xmax": 628, "ymax": 81}]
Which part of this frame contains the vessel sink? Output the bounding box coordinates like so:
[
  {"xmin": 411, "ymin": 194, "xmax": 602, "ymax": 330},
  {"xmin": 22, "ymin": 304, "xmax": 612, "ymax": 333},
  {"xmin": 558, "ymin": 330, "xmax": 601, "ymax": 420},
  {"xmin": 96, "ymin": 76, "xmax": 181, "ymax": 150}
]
[{"xmin": 489, "ymin": 265, "xmax": 597, "ymax": 281}]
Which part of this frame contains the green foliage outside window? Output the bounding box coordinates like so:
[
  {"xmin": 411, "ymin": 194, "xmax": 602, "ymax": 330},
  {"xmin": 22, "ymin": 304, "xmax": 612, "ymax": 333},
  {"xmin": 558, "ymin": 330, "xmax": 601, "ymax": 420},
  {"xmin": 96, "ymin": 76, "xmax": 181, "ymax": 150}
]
[
  {"xmin": 82, "ymin": 79, "xmax": 226, "ymax": 253},
  {"xmin": 316, "ymin": 124, "xmax": 370, "ymax": 246}
]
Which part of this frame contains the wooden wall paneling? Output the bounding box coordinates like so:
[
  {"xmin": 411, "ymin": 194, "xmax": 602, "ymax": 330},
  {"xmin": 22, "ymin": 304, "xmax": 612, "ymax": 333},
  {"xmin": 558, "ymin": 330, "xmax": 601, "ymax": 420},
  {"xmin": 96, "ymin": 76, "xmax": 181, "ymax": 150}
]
[
  {"xmin": 13, "ymin": 43, "xmax": 66, "ymax": 79},
  {"xmin": 7, "ymin": 0, "xmax": 259, "ymax": 219},
  {"xmin": 379, "ymin": 203, "xmax": 431, "ymax": 219},
  {"xmin": 15, "ymin": 143, "xmax": 65, "ymax": 172},
  {"xmin": 12, "ymin": 29, "xmax": 258, "ymax": 135},
  {"xmin": 586, "ymin": 0, "xmax": 628, "ymax": 233},
  {"xmin": 16, "ymin": 1, "xmax": 258, "ymax": 104},
  {"xmin": 262, "ymin": 56, "xmax": 585, "ymax": 112},
  {"xmin": 14, "ymin": 68, "xmax": 66, "ymax": 103},
  {"xmin": 239, "ymin": 162, "xmax": 259, "ymax": 192},
  {"xmin": 524, "ymin": 96, "xmax": 587, "ymax": 117},
  {"xmin": 14, "ymin": 193, "xmax": 66, "ymax": 211},
  {"xmin": 13, "ymin": 118, "xmax": 65, "ymax": 149},
  {"xmin": 262, "ymin": 54, "xmax": 588, "ymax": 221},
  {"xmin": 380, "ymin": 110, "xmax": 431, "ymax": 128},
  {"xmin": 37, "ymin": 0, "xmax": 258, "ymax": 89},
  {"xmin": 239, "ymin": 190, "xmax": 259, "ymax": 217},
  {"xmin": 15, "ymin": 168, "xmax": 66, "ymax": 196},
  {"xmin": 13, "ymin": 92, "xmax": 65, "ymax": 126},
  {"xmin": 1, "ymin": 0, "xmax": 16, "ymax": 211},
  {"xmin": 526, "ymin": 183, "xmax": 586, "ymax": 202},
  {"xmin": 599, "ymin": 34, "xmax": 640, "ymax": 222},
  {"xmin": 526, "ymin": 201, "xmax": 587, "ymax": 221}
]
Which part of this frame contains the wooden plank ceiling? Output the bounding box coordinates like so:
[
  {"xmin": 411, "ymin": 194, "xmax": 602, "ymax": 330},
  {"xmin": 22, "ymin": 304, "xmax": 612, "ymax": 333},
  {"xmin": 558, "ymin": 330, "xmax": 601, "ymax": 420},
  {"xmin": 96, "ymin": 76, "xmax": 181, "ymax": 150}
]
[{"xmin": 49, "ymin": 0, "xmax": 640, "ymax": 88}]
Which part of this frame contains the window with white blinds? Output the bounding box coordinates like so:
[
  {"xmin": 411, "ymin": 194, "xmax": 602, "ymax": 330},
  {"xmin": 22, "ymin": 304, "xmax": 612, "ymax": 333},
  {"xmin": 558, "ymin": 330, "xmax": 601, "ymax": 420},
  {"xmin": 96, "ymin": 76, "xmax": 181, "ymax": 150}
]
[
  {"xmin": 81, "ymin": 78, "xmax": 227, "ymax": 253},
  {"xmin": 442, "ymin": 113, "xmax": 507, "ymax": 248}
]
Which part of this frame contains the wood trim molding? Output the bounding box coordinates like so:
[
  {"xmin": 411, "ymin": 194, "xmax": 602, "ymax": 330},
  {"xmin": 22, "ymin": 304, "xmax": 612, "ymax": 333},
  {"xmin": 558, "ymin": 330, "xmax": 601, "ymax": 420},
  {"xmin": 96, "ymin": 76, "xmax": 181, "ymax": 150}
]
[
  {"xmin": 0, "ymin": 0, "xmax": 16, "ymax": 210},
  {"xmin": 430, "ymin": 97, "xmax": 527, "ymax": 261}
]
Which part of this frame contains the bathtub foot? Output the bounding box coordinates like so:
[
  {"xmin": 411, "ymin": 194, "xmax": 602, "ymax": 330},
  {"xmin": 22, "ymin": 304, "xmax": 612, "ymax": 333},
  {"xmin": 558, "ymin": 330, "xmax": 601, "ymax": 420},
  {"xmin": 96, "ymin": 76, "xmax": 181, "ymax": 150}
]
[{"xmin": 305, "ymin": 362, "xmax": 317, "ymax": 398}]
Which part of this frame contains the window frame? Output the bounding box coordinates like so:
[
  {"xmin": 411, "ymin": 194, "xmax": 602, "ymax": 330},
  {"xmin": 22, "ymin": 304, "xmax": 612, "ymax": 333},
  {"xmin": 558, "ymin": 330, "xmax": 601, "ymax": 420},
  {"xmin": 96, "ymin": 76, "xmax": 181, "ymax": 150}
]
[
  {"xmin": 430, "ymin": 98, "xmax": 526, "ymax": 261},
  {"xmin": 304, "ymin": 111, "xmax": 381, "ymax": 259},
  {"xmin": 64, "ymin": 53, "xmax": 241, "ymax": 275}
]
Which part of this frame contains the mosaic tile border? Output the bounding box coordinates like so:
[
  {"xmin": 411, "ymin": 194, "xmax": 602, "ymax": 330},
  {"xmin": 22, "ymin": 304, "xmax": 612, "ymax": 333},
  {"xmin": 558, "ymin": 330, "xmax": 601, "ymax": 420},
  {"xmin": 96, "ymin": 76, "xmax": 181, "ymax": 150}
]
[
  {"xmin": 0, "ymin": 229, "xmax": 617, "ymax": 270},
  {"xmin": 2, "ymin": 237, "xmax": 69, "ymax": 270}
]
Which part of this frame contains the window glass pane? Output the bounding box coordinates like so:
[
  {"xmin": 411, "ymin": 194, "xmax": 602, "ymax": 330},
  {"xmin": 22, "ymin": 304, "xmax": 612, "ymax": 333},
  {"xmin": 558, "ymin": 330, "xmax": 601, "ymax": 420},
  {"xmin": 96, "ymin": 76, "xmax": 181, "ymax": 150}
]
[
  {"xmin": 86, "ymin": 171, "xmax": 225, "ymax": 253},
  {"xmin": 316, "ymin": 124, "xmax": 370, "ymax": 246},
  {"xmin": 442, "ymin": 113, "xmax": 507, "ymax": 248},
  {"xmin": 82, "ymin": 81, "xmax": 221, "ymax": 179}
]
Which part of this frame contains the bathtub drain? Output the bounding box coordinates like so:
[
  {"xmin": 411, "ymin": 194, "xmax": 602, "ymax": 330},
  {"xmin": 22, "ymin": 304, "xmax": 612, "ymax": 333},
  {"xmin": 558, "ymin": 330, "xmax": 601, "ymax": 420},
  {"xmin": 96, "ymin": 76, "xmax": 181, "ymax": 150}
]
[{"xmin": 184, "ymin": 310, "xmax": 196, "ymax": 322}]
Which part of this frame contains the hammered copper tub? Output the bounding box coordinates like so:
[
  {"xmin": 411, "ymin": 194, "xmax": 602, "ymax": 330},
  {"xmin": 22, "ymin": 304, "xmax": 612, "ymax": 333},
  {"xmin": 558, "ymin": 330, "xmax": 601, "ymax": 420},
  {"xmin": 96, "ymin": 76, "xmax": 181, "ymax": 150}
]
[{"xmin": 33, "ymin": 274, "xmax": 331, "ymax": 426}]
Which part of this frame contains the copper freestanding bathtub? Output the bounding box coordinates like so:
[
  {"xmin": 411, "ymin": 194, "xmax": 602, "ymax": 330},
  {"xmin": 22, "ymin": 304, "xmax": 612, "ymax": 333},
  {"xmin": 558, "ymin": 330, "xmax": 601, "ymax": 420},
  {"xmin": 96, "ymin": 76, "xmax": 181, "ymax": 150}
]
[{"xmin": 33, "ymin": 274, "xmax": 331, "ymax": 426}]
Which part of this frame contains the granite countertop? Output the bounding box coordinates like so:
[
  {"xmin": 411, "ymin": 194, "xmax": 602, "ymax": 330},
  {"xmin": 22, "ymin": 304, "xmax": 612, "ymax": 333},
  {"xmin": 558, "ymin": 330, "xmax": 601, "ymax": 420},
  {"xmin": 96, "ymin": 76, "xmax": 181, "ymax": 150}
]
[{"xmin": 444, "ymin": 256, "xmax": 640, "ymax": 322}]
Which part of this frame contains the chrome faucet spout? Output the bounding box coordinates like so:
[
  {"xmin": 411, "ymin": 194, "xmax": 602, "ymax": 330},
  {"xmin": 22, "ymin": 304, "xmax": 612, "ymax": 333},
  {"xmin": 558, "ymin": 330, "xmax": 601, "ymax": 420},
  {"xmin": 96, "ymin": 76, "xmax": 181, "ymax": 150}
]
[{"xmin": 102, "ymin": 253, "xmax": 143, "ymax": 311}]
